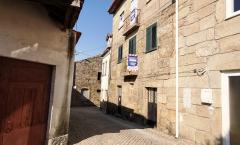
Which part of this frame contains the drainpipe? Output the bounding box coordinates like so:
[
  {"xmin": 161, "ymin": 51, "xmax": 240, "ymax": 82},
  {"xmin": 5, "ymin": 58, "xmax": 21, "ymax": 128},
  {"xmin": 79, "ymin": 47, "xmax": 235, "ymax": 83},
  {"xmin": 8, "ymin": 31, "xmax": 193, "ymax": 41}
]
[{"xmin": 175, "ymin": 0, "xmax": 179, "ymax": 139}]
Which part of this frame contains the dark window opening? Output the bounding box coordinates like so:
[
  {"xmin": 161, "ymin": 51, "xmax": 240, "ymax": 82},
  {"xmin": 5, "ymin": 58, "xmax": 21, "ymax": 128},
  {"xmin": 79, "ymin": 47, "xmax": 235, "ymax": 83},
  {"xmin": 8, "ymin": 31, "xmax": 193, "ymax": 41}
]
[
  {"xmin": 97, "ymin": 89, "xmax": 101, "ymax": 93},
  {"xmin": 172, "ymin": 0, "xmax": 176, "ymax": 4},
  {"xmin": 97, "ymin": 72, "xmax": 101, "ymax": 80},
  {"xmin": 234, "ymin": 0, "xmax": 240, "ymax": 12},
  {"xmin": 118, "ymin": 45, "xmax": 123, "ymax": 63}
]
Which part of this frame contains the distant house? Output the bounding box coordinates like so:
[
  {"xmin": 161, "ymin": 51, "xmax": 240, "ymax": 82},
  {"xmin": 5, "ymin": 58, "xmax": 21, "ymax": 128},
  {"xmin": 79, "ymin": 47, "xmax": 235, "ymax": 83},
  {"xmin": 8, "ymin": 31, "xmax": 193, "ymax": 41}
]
[
  {"xmin": 100, "ymin": 34, "xmax": 112, "ymax": 113},
  {"xmin": 72, "ymin": 55, "xmax": 102, "ymax": 107},
  {"xmin": 0, "ymin": 0, "xmax": 84, "ymax": 145}
]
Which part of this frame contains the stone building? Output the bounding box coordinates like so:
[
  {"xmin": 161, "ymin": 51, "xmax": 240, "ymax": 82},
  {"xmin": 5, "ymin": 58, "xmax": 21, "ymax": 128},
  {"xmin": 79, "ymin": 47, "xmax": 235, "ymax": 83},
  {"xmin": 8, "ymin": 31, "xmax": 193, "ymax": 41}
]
[
  {"xmin": 108, "ymin": 0, "xmax": 176, "ymax": 133},
  {"xmin": 72, "ymin": 55, "xmax": 102, "ymax": 107},
  {"xmin": 178, "ymin": 0, "xmax": 240, "ymax": 145},
  {"xmin": 0, "ymin": 0, "xmax": 84, "ymax": 145}
]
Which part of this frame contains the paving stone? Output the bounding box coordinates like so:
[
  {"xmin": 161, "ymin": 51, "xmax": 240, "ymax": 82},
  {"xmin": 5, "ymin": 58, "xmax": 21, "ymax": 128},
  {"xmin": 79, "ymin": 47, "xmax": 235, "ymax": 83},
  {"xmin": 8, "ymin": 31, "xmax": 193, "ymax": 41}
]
[{"xmin": 68, "ymin": 107, "xmax": 196, "ymax": 145}]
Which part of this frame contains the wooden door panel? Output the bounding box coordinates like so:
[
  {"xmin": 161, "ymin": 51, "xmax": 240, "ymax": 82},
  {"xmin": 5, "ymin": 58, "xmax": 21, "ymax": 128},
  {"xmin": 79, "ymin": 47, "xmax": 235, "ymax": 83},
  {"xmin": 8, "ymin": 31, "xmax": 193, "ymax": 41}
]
[
  {"xmin": 3, "ymin": 128, "xmax": 29, "ymax": 145},
  {"xmin": 0, "ymin": 57, "xmax": 52, "ymax": 145}
]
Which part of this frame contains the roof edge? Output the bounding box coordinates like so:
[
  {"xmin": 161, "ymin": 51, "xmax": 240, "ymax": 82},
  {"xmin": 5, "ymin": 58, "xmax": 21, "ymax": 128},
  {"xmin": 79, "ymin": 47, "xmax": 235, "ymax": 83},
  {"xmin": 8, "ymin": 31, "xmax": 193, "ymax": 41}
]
[{"xmin": 108, "ymin": 0, "xmax": 124, "ymax": 14}]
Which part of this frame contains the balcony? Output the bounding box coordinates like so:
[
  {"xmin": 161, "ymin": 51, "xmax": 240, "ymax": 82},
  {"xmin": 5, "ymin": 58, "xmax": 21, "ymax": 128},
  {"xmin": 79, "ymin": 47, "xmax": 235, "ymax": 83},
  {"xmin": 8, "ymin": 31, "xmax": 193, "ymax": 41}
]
[{"xmin": 123, "ymin": 9, "xmax": 140, "ymax": 36}]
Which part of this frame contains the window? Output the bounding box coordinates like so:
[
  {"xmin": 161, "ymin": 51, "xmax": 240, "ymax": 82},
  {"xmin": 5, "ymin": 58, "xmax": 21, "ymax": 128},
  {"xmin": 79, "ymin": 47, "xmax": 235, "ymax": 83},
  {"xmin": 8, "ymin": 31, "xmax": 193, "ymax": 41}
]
[
  {"xmin": 119, "ymin": 11, "xmax": 125, "ymax": 29},
  {"xmin": 118, "ymin": 45, "xmax": 123, "ymax": 63},
  {"xmin": 234, "ymin": 0, "xmax": 240, "ymax": 12},
  {"xmin": 97, "ymin": 72, "xmax": 101, "ymax": 80},
  {"xmin": 226, "ymin": 0, "xmax": 240, "ymax": 18},
  {"xmin": 172, "ymin": 0, "xmax": 176, "ymax": 4},
  {"xmin": 129, "ymin": 36, "xmax": 136, "ymax": 54},
  {"xmin": 147, "ymin": 88, "xmax": 157, "ymax": 103},
  {"xmin": 146, "ymin": 23, "xmax": 157, "ymax": 52}
]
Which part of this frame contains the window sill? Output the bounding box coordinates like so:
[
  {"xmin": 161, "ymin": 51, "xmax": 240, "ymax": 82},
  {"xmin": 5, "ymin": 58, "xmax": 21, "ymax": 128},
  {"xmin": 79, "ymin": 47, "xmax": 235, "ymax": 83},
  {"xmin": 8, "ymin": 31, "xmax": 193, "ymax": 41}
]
[
  {"xmin": 145, "ymin": 48, "xmax": 157, "ymax": 53},
  {"xmin": 226, "ymin": 10, "xmax": 240, "ymax": 20}
]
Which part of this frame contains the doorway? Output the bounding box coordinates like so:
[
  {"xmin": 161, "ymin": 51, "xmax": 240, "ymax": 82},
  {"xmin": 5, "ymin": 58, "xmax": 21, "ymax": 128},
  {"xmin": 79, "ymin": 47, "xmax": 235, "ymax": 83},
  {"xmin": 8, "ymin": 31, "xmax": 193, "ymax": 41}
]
[
  {"xmin": 222, "ymin": 72, "xmax": 240, "ymax": 145},
  {"xmin": 81, "ymin": 88, "xmax": 90, "ymax": 100},
  {"xmin": 0, "ymin": 57, "xmax": 52, "ymax": 145},
  {"xmin": 147, "ymin": 87, "xmax": 157, "ymax": 127},
  {"xmin": 117, "ymin": 86, "xmax": 122, "ymax": 114}
]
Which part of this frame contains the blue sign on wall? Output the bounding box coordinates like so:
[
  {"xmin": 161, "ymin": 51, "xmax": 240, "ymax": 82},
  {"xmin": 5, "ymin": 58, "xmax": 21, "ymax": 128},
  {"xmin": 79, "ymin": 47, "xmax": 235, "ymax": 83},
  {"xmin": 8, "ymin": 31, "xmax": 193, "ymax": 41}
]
[{"xmin": 127, "ymin": 54, "xmax": 138, "ymax": 71}]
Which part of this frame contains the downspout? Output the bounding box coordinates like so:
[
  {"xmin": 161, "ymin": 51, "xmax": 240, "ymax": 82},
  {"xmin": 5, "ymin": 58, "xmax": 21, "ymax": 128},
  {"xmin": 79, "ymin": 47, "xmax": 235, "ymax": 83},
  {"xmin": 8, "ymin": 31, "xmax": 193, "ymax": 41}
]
[{"xmin": 175, "ymin": 0, "xmax": 179, "ymax": 139}]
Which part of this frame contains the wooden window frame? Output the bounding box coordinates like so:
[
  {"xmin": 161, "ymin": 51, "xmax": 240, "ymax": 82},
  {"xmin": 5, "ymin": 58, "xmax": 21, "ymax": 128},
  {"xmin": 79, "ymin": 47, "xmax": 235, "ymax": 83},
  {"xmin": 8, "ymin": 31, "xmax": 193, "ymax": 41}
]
[
  {"xmin": 129, "ymin": 36, "xmax": 137, "ymax": 54},
  {"xmin": 146, "ymin": 23, "xmax": 157, "ymax": 53}
]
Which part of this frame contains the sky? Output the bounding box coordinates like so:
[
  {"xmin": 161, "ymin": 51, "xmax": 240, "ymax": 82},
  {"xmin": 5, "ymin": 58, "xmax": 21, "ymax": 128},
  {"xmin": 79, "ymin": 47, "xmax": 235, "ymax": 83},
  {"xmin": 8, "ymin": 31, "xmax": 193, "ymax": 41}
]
[{"xmin": 74, "ymin": 0, "xmax": 113, "ymax": 61}]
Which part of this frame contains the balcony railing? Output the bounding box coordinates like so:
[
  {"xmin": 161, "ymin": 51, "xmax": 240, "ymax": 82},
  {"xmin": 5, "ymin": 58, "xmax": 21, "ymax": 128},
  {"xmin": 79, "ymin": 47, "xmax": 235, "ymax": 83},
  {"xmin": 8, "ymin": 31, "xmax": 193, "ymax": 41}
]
[{"xmin": 123, "ymin": 9, "xmax": 140, "ymax": 36}]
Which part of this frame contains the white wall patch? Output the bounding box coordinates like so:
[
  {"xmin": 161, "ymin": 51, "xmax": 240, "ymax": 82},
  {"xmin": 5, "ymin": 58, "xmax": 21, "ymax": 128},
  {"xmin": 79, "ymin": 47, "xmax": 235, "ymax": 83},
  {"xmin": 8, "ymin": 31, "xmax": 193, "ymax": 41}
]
[
  {"xmin": 183, "ymin": 88, "xmax": 191, "ymax": 108},
  {"xmin": 201, "ymin": 89, "xmax": 213, "ymax": 104}
]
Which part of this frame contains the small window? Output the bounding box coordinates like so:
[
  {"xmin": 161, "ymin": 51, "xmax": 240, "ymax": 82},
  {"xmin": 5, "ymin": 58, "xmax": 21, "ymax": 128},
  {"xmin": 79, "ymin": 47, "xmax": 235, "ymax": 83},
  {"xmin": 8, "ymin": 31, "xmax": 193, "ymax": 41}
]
[
  {"xmin": 118, "ymin": 45, "xmax": 123, "ymax": 63},
  {"xmin": 172, "ymin": 0, "xmax": 176, "ymax": 4},
  {"xmin": 129, "ymin": 36, "xmax": 137, "ymax": 54},
  {"xmin": 146, "ymin": 23, "xmax": 157, "ymax": 53},
  {"xmin": 119, "ymin": 11, "xmax": 125, "ymax": 29},
  {"xmin": 147, "ymin": 88, "xmax": 157, "ymax": 103},
  {"xmin": 97, "ymin": 72, "xmax": 101, "ymax": 80},
  {"xmin": 227, "ymin": 0, "xmax": 240, "ymax": 18}
]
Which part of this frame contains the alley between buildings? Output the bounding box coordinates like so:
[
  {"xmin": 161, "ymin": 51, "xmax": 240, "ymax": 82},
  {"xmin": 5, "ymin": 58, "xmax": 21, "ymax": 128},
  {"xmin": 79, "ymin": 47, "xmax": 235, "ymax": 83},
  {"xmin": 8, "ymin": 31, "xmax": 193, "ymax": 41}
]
[{"xmin": 68, "ymin": 107, "xmax": 195, "ymax": 145}]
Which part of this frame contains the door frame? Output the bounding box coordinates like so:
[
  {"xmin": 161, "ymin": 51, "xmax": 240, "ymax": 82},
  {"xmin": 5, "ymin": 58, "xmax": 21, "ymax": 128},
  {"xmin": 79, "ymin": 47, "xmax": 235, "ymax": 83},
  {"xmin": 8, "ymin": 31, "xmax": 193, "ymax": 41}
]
[{"xmin": 221, "ymin": 71, "xmax": 240, "ymax": 145}]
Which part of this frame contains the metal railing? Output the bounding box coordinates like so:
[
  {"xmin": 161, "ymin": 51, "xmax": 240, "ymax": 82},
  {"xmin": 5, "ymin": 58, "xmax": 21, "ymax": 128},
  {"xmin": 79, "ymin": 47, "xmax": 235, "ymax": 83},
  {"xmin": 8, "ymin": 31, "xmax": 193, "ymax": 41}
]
[{"xmin": 123, "ymin": 9, "xmax": 141, "ymax": 36}]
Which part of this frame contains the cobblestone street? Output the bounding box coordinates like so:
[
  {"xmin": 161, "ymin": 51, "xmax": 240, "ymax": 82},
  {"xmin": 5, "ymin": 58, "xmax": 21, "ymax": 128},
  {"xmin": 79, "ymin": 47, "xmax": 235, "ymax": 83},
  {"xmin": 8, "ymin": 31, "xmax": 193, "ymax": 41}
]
[{"xmin": 68, "ymin": 107, "xmax": 195, "ymax": 145}]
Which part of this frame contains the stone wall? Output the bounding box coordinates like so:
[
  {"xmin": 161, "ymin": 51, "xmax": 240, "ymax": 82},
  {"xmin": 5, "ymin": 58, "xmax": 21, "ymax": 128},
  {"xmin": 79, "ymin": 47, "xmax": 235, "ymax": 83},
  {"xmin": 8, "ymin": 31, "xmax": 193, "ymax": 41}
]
[
  {"xmin": 109, "ymin": 0, "xmax": 176, "ymax": 135},
  {"xmin": 73, "ymin": 55, "xmax": 102, "ymax": 107},
  {"xmin": 179, "ymin": 0, "xmax": 240, "ymax": 144}
]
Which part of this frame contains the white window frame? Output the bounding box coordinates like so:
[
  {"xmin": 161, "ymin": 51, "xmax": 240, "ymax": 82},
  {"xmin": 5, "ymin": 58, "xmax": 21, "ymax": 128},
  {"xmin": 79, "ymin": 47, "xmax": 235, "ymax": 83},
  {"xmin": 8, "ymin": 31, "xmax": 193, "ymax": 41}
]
[
  {"xmin": 221, "ymin": 72, "xmax": 240, "ymax": 145},
  {"xmin": 226, "ymin": 0, "xmax": 240, "ymax": 19}
]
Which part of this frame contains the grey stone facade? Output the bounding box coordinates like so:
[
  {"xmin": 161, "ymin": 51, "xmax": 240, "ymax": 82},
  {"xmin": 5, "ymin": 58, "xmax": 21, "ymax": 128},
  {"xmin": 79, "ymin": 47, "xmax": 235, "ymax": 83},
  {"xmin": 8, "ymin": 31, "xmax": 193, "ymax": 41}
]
[{"xmin": 72, "ymin": 55, "xmax": 102, "ymax": 107}]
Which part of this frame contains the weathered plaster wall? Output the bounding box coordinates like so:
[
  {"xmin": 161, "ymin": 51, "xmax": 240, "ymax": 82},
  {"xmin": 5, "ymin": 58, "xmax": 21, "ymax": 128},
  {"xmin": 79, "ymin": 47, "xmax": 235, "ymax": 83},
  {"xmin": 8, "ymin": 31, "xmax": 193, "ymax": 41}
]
[
  {"xmin": 109, "ymin": 0, "xmax": 176, "ymax": 135},
  {"xmin": 178, "ymin": 0, "xmax": 240, "ymax": 144},
  {"xmin": 73, "ymin": 55, "xmax": 102, "ymax": 107},
  {"xmin": 0, "ymin": 1, "xmax": 74, "ymax": 144}
]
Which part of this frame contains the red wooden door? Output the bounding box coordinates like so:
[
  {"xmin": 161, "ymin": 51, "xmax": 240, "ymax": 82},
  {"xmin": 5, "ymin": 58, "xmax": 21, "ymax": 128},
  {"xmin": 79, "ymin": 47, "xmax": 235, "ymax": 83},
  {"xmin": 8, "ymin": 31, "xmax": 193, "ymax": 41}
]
[{"xmin": 0, "ymin": 57, "xmax": 52, "ymax": 145}]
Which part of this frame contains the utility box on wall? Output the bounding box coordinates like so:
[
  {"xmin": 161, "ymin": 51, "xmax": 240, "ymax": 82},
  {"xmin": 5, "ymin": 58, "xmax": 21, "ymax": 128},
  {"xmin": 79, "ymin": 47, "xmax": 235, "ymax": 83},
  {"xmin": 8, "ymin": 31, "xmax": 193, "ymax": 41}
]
[{"xmin": 201, "ymin": 89, "xmax": 213, "ymax": 104}]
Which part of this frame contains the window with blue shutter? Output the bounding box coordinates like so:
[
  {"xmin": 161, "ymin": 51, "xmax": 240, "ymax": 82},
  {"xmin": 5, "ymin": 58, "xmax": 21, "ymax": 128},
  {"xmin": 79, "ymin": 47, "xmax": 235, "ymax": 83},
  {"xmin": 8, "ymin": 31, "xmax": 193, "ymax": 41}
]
[
  {"xmin": 146, "ymin": 23, "xmax": 157, "ymax": 53},
  {"xmin": 234, "ymin": 0, "xmax": 240, "ymax": 12},
  {"xmin": 129, "ymin": 36, "xmax": 136, "ymax": 54},
  {"xmin": 118, "ymin": 45, "xmax": 123, "ymax": 63}
]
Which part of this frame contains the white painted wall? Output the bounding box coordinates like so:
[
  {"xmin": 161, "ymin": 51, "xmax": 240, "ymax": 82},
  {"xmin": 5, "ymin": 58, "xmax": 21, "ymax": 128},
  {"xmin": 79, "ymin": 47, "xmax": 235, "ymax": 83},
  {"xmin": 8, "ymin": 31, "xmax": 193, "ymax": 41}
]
[{"xmin": 100, "ymin": 50, "xmax": 111, "ymax": 103}]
